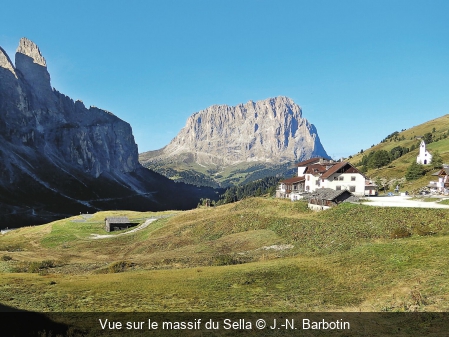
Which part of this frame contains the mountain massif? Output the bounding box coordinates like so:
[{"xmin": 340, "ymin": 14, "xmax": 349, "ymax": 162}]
[
  {"xmin": 140, "ymin": 96, "xmax": 329, "ymax": 187},
  {"xmin": 0, "ymin": 38, "xmax": 216, "ymax": 229}
]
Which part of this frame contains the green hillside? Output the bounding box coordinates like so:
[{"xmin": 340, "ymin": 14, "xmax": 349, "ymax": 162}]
[
  {"xmin": 349, "ymin": 114, "xmax": 449, "ymax": 192},
  {"xmin": 140, "ymin": 156, "xmax": 295, "ymax": 188},
  {"xmin": 1, "ymin": 198, "xmax": 449, "ymax": 312}
]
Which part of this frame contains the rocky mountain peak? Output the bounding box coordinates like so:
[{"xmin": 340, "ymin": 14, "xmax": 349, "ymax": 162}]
[
  {"xmin": 0, "ymin": 46, "xmax": 16, "ymax": 77},
  {"xmin": 14, "ymin": 37, "xmax": 52, "ymax": 104},
  {"xmin": 1, "ymin": 38, "xmax": 217, "ymax": 228},
  {"xmin": 141, "ymin": 96, "xmax": 329, "ymax": 167},
  {"xmin": 16, "ymin": 37, "xmax": 47, "ymax": 67}
]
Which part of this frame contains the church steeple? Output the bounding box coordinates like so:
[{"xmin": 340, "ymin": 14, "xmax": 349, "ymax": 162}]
[{"xmin": 417, "ymin": 140, "xmax": 432, "ymax": 165}]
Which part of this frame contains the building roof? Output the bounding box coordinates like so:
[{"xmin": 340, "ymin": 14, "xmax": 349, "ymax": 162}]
[
  {"xmin": 296, "ymin": 157, "xmax": 324, "ymax": 167},
  {"xmin": 280, "ymin": 176, "xmax": 305, "ymax": 184},
  {"xmin": 432, "ymin": 169, "xmax": 448, "ymax": 176},
  {"xmin": 309, "ymin": 188, "xmax": 352, "ymax": 201},
  {"xmin": 304, "ymin": 164, "xmax": 330, "ymax": 175},
  {"xmin": 320, "ymin": 162, "xmax": 364, "ymax": 179},
  {"xmin": 320, "ymin": 161, "xmax": 347, "ymax": 179}
]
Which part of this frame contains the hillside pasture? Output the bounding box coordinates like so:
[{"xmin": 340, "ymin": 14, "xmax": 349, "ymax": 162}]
[{"xmin": 1, "ymin": 198, "xmax": 449, "ymax": 312}]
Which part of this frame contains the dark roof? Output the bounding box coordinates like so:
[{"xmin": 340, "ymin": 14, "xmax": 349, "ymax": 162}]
[
  {"xmin": 320, "ymin": 162, "xmax": 347, "ymax": 179},
  {"xmin": 309, "ymin": 188, "xmax": 352, "ymax": 201},
  {"xmin": 304, "ymin": 164, "xmax": 330, "ymax": 175},
  {"xmin": 296, "ymin": 157, "xmax": 324, "ymax": 167},
  {"xmin": 280, "ymin": 176, "xmax": 305, "ymax": 184},
  {"xmin": 320, "ymin": 162, "xmax": 364, "ymax": 179},
  {"xmin": 432, "ymin": 169, "xmax": 448, "ymax": 176}
]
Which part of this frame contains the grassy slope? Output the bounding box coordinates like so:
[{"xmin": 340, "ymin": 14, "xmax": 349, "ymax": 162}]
[
  {"xmin": 1, "ymin": 198, "xmax": 449, "ymax": 312},
  {"xmin": 141, "ymin": 153, "xmax": 294, "ymax": 187},
  {"xmin": 349, "ymin": 114, "xmax": 449, "ymax": 191}
]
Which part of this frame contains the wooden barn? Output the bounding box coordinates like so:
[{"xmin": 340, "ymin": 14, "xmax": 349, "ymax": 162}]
[{"xmin": 307, "ymin": 188, "xmax": 356, "ymax": 211}]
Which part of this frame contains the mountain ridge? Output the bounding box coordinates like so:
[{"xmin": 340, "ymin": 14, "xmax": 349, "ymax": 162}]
[
  {"xmin": 140, "ymin": 96, "xmax": 329, "ymax": 187},
  {"xmin": 0, "ymin": 38, "xmax": 217, "ymax": 229}
]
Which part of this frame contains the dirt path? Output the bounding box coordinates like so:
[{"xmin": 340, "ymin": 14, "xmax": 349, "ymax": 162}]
[{"xmin": 90, "ymin": 218, "xmax": 158, "ymax": 239}]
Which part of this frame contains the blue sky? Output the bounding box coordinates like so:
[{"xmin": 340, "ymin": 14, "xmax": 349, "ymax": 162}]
[{"xmin": 1, "ymin": 0, "xmax": 448, "ymax": 158}]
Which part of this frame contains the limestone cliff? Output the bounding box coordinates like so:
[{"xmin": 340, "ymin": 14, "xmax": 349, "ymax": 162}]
[
  {"xmin": 140, "ymin": 97, "xmax": 329, "ymax": 186},
  {"xmin": 0, "ymin": 38, "xmax": 216, "ymax": 228}
]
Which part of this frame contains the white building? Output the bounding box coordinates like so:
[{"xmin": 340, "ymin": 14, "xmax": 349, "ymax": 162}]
[
  {"xmin": 417, "ymin": 140, "xmax": 432, "ymax": 165},
  {"xmin": 430, "ymin": 167, "xmax": 449, "ymax": 193},
  {"xmin": 276, "ymin": 176, "xmax": 306, "ymax": 200},
  {"xmin": 277, "ymin": 158, "xmax": 375, "ymax": 198},
  {"xmin": 302, "ymin": 160, "xmax": 366, "ymax": 196}
]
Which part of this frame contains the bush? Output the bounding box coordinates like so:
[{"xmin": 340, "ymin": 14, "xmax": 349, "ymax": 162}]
[
  {"xmin": 413, "ymin": 224, "xmax": 436, "ymax": 236},
  {"xmin": 405, "ymin": 162, "xmax": 425, "ymax": 181},
  {"xmin": 28, "ymin": 262, "xmax": 42, "ymax": 273},
  {"xmin": 40, "ymin": 260, "xmax": 56, "ymax": 268},
  {"xmin": 431, "ymin": 150, "xmax": 443, "ymax": 169},
  {"xmin": 391, "ymin": 227, "xmax": 412, "ymax": 239},
  {"xmin": 1, "ymin": 255, "xmax": 12, "ymax": 261},
  {"xmin": 212, "ymin": 254, "xmax": 240, "ymax": 266},
  {"xmin": 108, "ymin": 261, "xmax": 134, "ymax": 273},
  {"xmin": 27, "ymin": 260, "xmax": 56, "ymax": 273}
]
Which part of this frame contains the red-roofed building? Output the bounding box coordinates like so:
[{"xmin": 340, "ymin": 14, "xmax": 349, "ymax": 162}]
[{"xmin": 276, "ymin": 176, "xmax": 306, "ymax": 200}]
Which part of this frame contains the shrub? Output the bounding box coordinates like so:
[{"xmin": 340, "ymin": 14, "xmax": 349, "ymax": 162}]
[
  {"xmin": 413, "ymin": 224, "xmax": 436, "ymax": 236},
  {"xmin": 212, "ymin": 254, "xmax": 240, "ymax": 266},
  {"xmin": 27, "ymin": 260, "xmax": 56, "ymax": 273},
  {"xmin": 28, "ymin": 262, "xmax": 42, "ymax": 273},
  {"xmin": 1, "ymin": 255, "xmax": 12, "ymax": 261},
  {"xmin": 431, "ymin": 150, "xmax": 443, "ymax": 169},
  {"xmin": 108, "ymin": 261, "xmax": 134, "ymax": 273},
  {"xmin": 3, "ymin": 245, "xmax": 23, "ymax": 252},
  {"xmin": 405, "ymin": 162, "xmax": 425, "ymax": 181},
  {"xmin": 40, "ymin": 260, "xmax": 56, "ymax": 268},
  {"xmin": 391, "ymin": 227, "xmax": 412, "ymax": 239}
]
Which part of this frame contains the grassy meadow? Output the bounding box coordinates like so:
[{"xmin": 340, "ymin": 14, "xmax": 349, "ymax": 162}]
[{"xmin": 1, "ymin": 198, "xmax": 449, "ymax": 312}]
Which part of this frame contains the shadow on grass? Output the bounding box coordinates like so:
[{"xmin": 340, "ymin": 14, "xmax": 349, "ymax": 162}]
[{"xmin": 0, "ymin": 303, "xmax": 77, "ymax": 336}]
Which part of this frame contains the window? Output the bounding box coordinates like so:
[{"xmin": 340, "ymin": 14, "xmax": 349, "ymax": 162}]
[
  {"xmin": 351, "ymin": 176, "xmax": 356, "ymax": 181},
  {"xmin": 349, "ymin": 186, "xmax": 356, "ymax": 192},
  {"xmin": 334, "ymin": 176, "xmax": 338, "ymax": 180},
  {"xmin": 336, "ymin": 186, "xmax": 341, "ymax": 190},
  {"xmin": 339, "ymin": 176, "xmax": 344, "ymax": 181}
]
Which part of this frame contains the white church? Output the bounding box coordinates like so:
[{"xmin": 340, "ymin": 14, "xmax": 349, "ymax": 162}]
[{"xmin": 417, "ymin": 140, "xmax": 432, "ymax": 165}]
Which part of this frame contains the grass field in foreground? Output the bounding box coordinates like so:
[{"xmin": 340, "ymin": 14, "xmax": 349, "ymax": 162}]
[{"xmin": 1, "ymin": 198, "xmax": 449, "ymax": 312}]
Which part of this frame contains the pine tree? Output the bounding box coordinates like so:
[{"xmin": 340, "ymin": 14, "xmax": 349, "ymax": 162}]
[
  {"xmin": 405, "ymin": 162, "xmax": 425, "ymax": 181},
  {"xmin": 431, "ymin": 150, "xmax": 443, "ymax": 169},
  {"xmin": 423, "ymin": 132, "xmax": 433, "ymax": 144}
]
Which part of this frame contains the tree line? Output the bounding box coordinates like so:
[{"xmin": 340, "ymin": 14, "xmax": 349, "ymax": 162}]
[
  {"xmin": 215, "ymin": 176, "xmax": 280, "ymax": 205},
  {"xmin": 356, "ymin": 145, "xmax": 412, "ymax": 171}
]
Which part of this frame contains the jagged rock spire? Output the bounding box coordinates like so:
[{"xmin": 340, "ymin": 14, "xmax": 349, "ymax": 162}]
[
  {"xmin": 0, "ymin": 46, "xmax": 17, "ymax": 77},
  {"xmin": 14, "ymin": 37, "xmax": 52, "ymax": 104},
  {"xmin": 16, "ymin": 37, "xmax": 47, "ymax": 67}
]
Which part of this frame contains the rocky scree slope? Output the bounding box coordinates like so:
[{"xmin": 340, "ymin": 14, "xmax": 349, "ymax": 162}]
[{"xmin": 0, "ymin": 38, "xmax": 215, "ymax": 229}]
